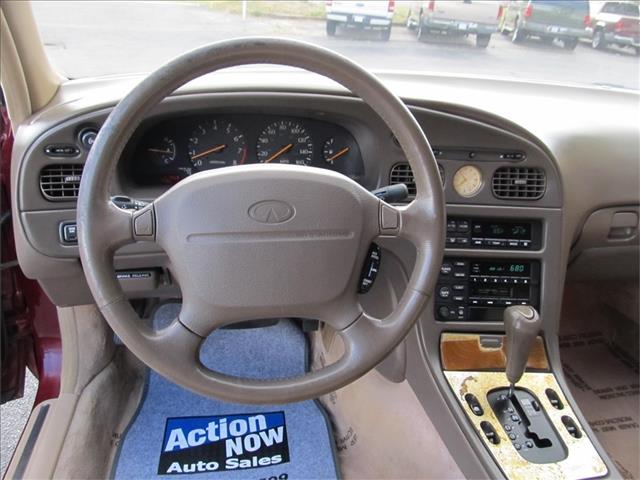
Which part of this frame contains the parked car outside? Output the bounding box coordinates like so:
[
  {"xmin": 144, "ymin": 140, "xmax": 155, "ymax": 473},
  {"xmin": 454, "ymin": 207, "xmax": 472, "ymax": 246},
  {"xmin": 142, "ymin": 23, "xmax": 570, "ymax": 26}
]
[
  {"xmin": 406, "ymin": 1, "xmax": 500, "ymax": 48},
  {"xmin": 499, "ymin": 0, "xmax": 591, "ymax": 50},
  {"xmin": 587, "ymin": 1, "xmax": 640, "ymax": 54},
  {"xmin": 325, "ymin": 0, "xmax": 395, "ymax": 40}
]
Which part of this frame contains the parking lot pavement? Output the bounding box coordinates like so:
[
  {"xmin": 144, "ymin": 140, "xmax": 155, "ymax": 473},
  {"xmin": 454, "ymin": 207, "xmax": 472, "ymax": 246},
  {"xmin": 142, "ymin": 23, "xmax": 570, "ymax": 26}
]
[
  {"xmin": 1, "ymin": 371, "xmax": 38, "ymax": 478},
  {"xmin": 32, "ymin": 1, "xmax": 639, "ymax": 90}
]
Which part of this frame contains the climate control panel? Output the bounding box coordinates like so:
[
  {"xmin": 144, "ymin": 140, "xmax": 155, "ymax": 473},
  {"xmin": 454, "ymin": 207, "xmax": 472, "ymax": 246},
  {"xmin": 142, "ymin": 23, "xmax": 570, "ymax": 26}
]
[{"xmin": 446, "ymin": 217, "xmax": 541, "ymax": 250}]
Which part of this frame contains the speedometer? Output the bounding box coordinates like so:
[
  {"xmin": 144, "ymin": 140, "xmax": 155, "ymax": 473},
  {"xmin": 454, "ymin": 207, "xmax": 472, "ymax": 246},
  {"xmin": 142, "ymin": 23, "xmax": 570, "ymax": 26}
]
[{"xmin": 256, "ymin": 120, "xmax": 314, "ymax": 165}]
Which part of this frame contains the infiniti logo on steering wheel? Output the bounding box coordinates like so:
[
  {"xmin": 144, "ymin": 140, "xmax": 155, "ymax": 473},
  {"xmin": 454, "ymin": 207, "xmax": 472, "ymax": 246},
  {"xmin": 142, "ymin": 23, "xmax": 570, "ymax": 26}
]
[{"xmin": 248, "ymin": 200, "xmax": 295, "ymax": 225}]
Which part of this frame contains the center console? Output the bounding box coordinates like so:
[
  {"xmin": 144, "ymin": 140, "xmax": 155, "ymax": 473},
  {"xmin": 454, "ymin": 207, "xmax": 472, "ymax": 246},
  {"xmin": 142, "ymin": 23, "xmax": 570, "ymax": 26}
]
[
  {"xmin": 441, "ymin": 333, "xmax": 607, "ymax": 480},
  {"xmin": 406, "ymin": 205, "xmax": 613, "ymax": 480}
]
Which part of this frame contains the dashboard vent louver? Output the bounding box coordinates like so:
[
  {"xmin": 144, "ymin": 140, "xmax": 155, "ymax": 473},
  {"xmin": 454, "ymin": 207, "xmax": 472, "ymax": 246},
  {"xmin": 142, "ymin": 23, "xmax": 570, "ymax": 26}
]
[
  {"xmin": 390, "ymin": 163, "xmax": 417, "ymax": 198},
  {"xmin": 39, "ymin": 164, "xmax": 84, "ymax": 200},
  {"xmin": 389, "ymin": 163, "xmax": 444, "ymax": 201},
  {"xmin": 492, "ymin": 167, "xmax": 546, "ymax": 200}
]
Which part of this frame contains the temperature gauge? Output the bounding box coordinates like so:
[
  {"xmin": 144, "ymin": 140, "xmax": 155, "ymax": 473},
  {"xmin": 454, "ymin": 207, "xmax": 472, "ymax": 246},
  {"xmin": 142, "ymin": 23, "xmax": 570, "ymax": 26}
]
[{"xmin": 147, "ymin": 136, "xmax": 176, "ymax": 165}]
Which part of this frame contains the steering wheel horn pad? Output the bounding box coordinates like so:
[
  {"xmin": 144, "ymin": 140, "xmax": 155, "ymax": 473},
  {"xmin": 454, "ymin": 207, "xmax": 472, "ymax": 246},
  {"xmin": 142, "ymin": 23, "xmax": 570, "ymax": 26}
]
[
  {"xmin": 154, "ymin": 164, "xmax": 380, "ymax": 336},
  {"xmin": 77, "ymin": 38, "xmax": 444, "ymax": 404}
]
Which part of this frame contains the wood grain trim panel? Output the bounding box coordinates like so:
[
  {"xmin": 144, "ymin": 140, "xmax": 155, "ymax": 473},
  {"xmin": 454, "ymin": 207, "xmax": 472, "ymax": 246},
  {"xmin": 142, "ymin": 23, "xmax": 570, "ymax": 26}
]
[
  {"xmin": 444, "ymin": 371, "xmax": 607, "ymax": 480},
  {"xmin": 441, "ymin": 333, "xmax": 550, "ymax": 371}
]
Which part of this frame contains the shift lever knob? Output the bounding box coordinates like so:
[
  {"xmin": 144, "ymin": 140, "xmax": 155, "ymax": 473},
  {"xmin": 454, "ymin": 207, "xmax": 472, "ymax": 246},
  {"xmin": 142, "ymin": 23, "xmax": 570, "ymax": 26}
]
[{"xmin": 504, "ymin": 305, "xmax": 541, "ymax": 387}]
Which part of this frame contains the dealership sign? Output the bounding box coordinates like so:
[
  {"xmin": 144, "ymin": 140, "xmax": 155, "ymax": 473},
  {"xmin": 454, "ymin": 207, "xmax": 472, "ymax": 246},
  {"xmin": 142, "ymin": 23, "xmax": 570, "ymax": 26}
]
[{"xmin": 158, "ymin": 412, "xmax": 289, "ymax": 475}]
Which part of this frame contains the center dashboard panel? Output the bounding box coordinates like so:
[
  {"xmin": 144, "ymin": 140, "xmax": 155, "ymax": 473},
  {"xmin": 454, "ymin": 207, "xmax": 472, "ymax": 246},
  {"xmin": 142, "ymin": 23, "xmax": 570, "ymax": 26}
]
[{"xmin": 435, "ymin": 216, "xmax": 543, "ymax": 322}]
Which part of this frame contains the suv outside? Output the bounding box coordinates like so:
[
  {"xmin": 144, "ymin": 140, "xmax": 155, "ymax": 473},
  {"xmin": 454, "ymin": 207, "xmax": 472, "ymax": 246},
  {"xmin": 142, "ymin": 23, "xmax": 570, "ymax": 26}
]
[
  {"xmin": 500, "ymin": 0, "xmax": 591, "ymax": 50},
  {"xmin": 406, "ymin": 1, "xmax": 500, "ymax": 48},
  {"xmin": 588, "ymin": 1, "xmax": 640, "ymax": 54},
  {"xmin": 325, "ymin": 0, "xmax": 395, "ymax": 41}
]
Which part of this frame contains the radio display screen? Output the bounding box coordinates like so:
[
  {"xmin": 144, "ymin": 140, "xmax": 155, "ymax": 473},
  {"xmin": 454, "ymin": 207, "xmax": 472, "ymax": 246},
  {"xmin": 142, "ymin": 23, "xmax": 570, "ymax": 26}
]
[
  {"xmin": 470, "ymin": 284, "xmax": 531, "ymax": 299},
  {"xmin": 471, "ymin": 261, "xmax": 531, "ymax": 277},
  {"xmin": 472, "ymin": 221, "xmax": 532, "ymax": 240}
]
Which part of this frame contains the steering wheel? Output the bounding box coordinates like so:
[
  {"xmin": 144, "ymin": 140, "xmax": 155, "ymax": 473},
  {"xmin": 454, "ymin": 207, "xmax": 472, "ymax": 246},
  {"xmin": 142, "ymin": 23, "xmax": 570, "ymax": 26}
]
[{"xmin": 77, "ymin": 38, "xmax": 444, "ymax": 404}]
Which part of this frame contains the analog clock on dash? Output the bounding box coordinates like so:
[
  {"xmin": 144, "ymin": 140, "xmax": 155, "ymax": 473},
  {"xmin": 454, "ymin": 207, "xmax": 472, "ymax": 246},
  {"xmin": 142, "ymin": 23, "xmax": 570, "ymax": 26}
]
[{"xmin": 453, "ymin": 165, "xmax": 483, "ymax": 197}]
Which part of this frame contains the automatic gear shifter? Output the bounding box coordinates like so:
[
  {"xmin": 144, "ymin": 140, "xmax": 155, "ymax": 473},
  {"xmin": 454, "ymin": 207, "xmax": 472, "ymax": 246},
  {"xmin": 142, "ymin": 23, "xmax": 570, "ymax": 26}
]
[{"xmin": 504, "ymin": 305, "xmax": 541, "ymax": 396}]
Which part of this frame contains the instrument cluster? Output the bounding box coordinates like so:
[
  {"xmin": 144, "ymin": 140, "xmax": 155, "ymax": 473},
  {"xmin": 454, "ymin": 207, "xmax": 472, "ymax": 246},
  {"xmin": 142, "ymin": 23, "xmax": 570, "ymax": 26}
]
[{"xmin": 126, "ymin": 114, "xmax": 365, "ymax": 186}]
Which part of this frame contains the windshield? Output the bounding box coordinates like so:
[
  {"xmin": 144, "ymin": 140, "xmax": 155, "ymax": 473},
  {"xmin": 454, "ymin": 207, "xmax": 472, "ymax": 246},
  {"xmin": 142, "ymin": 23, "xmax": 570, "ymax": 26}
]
[
  {"xmin": 32, "ymin": 0, "xmax": 639, "ymax": 90},
  {"xmin": 602, "ymin": 1, "xmax": 640, "ymax": 15}
]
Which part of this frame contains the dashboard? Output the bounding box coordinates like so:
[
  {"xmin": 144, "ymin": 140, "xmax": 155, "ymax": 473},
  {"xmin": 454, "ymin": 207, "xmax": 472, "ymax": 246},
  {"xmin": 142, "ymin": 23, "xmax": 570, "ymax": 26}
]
[
  {"xmin": 11, "ymin": 73, "xmax": 638, "ymax": 317},
  {"xmin": 7, "ymin": 69, "xmax": 638, "ymax": 480},
  {"xmin": 125, "ymin": 114, "xmax": 365, "ymax": 186}
]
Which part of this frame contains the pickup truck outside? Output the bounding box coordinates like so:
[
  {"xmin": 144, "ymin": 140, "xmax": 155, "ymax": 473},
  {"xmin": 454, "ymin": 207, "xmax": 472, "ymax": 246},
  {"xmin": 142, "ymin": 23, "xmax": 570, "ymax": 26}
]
[
  {"xmin": 406, "ymin": 1, "xmax": 501, "ymax": 48},
  {"xmin": 499, "ymin": 0, "xmax": 591, "ymax": 50},
  {"xmin": 587, "ymin": 1, "xmax": 640, "ymax": 54},
  {"xmin": 325, "ymin": 1, "xmax": 395, "ymax": 41}
]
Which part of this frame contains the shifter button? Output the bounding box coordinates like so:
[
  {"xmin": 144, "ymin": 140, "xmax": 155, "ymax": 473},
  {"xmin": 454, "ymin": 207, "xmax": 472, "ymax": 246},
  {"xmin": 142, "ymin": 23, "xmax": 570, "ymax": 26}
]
[
  {"xmin": 480, "ymin": 421, "xmax": 500, "ymax": 445},
  {"xmin": 545, "ymin": 388, "xmax": 564, "ymax": 410},
  {"xmin": 465, "ymin": 393, "xmax": 484, "ymax": 416},
  {"xmin": 561, "ymin": 416, "xmax": 582, "ymax": 438}
]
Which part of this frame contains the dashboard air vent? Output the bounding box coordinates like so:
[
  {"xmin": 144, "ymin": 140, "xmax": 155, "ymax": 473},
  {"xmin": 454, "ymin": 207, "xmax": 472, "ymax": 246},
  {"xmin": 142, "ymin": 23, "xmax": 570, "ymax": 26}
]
[
  {"xmin": 40, "ymin": 164, "xmax": 84, "ymax": 200},
  {"xmin": 390, "ymin": 163, "xmax": 416, "ymax": 198},
  {"xmin": 492, "ymin": 167, "xmax": 546, "ymax": 200},
  {"xmin": 389, "ymin": 163, "xmax": 444, "ymax": 201}
]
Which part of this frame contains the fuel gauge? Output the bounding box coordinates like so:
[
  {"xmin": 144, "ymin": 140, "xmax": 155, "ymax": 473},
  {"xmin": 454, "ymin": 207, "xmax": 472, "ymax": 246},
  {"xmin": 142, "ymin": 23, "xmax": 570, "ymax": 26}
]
[{"xmin": 323, "ymin": 138, "xmax": 351, "ymax": 164}]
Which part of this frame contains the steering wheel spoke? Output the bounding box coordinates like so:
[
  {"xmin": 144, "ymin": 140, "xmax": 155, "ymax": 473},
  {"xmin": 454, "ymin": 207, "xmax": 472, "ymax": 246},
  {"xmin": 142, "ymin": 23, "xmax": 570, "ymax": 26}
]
[
  {"xmin": 377, "ymin": 197, "xmax": 440, "ymax": 243},
  {"xmin": 105, "ymin": 298, "xmax": 205, "ymax": 379},
  {"xmin": 176, "ymin": 297, "xmax": 254, "ymax": 338},
  {"xmin": 93, "ymin": 201, "xmax": 137, "ymax": 252},
  {"xmin": 339, "ymin": 287, "xmax": 428, "ymax": 366}
]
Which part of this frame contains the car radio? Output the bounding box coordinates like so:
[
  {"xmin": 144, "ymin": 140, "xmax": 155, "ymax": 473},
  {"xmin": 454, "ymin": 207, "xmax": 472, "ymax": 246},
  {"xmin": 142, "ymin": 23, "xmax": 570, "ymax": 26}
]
[
  {"xmin": 446, "ymin": 217, "xmax": 542, "ymax": 250},
  {"xmin": 435, "ymin": 258, "xmax": 540, "ymax": 322}
]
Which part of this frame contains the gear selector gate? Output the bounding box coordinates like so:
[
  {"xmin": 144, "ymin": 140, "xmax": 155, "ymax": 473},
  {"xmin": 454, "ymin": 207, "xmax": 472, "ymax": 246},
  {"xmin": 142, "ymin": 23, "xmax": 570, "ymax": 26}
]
[{"xmin": 487, "ymin": 388, "xmax": 567, "ymax": 463}]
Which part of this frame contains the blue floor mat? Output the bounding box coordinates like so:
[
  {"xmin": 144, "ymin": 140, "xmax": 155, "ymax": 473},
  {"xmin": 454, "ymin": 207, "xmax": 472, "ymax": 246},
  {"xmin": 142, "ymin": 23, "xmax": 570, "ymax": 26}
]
[{"xmin": 113, "ymin": 304, "xmax": 338, "ymax": 479}]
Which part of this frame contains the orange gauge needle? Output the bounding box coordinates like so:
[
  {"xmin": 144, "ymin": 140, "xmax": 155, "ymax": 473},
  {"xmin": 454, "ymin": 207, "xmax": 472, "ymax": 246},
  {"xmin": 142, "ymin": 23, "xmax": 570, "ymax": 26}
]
[
  {"xmin": 326, "ymin": 147, "xmax": 350, "ymax": 162},
  {"xmin": 190, "ymin": 144, "xmax": 226, "ymax": 161},
  {"xmin": 265, "ymin": 143, "xmax": 293, "ymax": 163},
  {"xmin": 148, "ymin": 148, "xmax": 172, "ymax": 154}
]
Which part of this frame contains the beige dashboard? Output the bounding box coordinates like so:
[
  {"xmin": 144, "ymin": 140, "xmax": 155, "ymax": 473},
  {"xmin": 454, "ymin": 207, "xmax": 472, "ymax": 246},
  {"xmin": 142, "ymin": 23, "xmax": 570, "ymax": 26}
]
[
  {"xmin": 8, "ymin": 69, "xmax": 639, "ymax": 479},
  {"xmin": 11, "ymin": 70, "xmax": 639, "ymax": 307}
]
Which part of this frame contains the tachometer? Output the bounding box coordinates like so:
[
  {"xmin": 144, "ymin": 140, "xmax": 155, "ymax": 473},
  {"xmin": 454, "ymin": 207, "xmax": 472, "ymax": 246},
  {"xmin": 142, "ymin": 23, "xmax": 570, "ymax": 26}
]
[
  {"xmin": 256, "ymin": 120, "xmax": 313, "ymax": 165},
  {"xmin": 187, "ymin": 120, "xmax": 247, "ymax": 170}
]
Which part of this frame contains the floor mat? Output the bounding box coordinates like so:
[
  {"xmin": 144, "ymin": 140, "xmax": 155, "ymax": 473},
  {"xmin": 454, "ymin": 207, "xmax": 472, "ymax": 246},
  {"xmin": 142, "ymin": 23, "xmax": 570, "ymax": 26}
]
[
  {"xmin": 560, "ymin": 333, "xmax": 639, "ymax": 479},
  {"xmin": 310, "ymin": 327, "xmax": 463, "ymax": 479},
  {"xmin": 560, "ymin": 283, "xmax": 639, "ymax": 479},
  {"xmin": 113, "ymin": 304, "xmax": 338, "ymax": 479}
]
